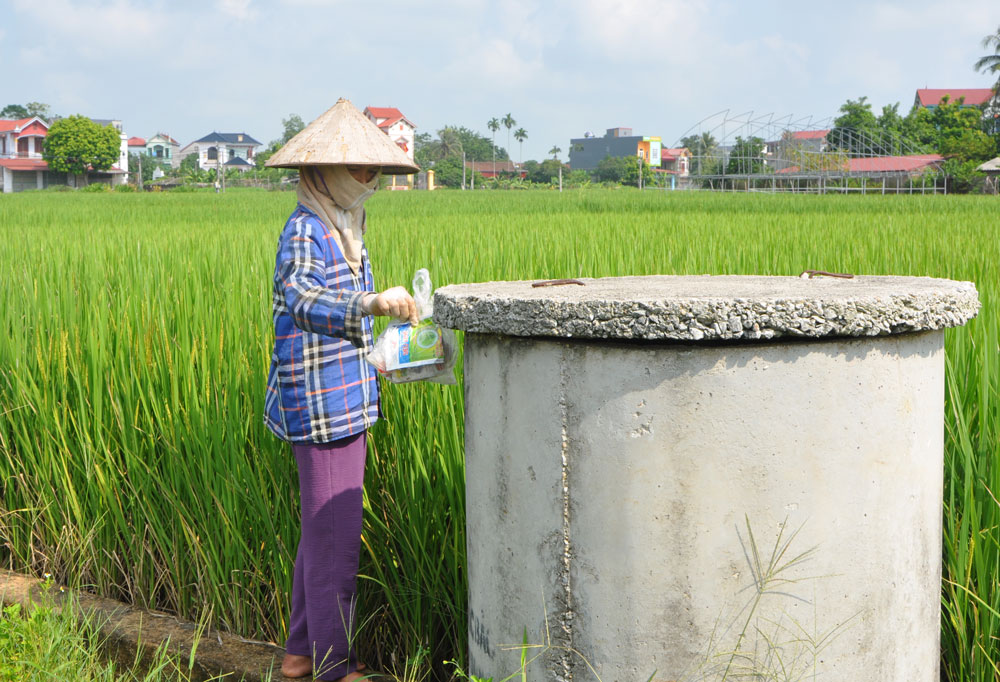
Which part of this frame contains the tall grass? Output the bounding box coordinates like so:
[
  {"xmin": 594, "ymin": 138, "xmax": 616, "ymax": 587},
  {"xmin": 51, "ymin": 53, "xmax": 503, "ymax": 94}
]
[{"xmin": 0, "ymin": 189, "xmax": 997, "ymax": 680}]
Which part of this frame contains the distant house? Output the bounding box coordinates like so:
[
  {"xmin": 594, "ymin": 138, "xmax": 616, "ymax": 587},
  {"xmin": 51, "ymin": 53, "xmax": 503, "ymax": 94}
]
[
  {"xmin": 0, "ymin": 116, "xmax": 50, "ymax": 192},
  {"xmin": 766, "ymin": 130, "xmax": 830, "ymax": 171},
  {"xmin": 660, "ymin": 148, "xmax": 691, "ymax": 175},
  {"xmin": 146, "ymin": 133, "xmax": 181, "ymax": 168},
  {"xmin": 364, "ymin": 107, "xmax": 416, "ymax": 159},
  {"xmin": 464, "ymin": 160, "xmax": 526, "ymax": 179},
  {"xmin": 978, "ymin": 157, "xmax": 1000, "ymax": 194},
  {"xmin": 914, "ymin": 89, "xmax": 995, "ymax": 109},
  {"xmin": 364, "ymin": 106, "xmax": 417, "ymax": 189},
  {"xmin": 178, "ymin": 132, "xmax": 261, "ymax": 172},
  {"xmin": 127, "ymin": 136, "xmax": 147, "ymax": 156},
  {"xmin": 0, "ymin": 116, "xmax": 127, "ymax": 192},
  {"xmin": 129, "ymin": 133, "xmax": 181, "ymax": 169},
  {"xmin": 569, "ymin": 128, "xmax": 664, "ymax": 171}
]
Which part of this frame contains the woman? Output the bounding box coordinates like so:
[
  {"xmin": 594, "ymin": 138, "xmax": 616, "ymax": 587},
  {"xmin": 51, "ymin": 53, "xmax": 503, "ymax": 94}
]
[{"xmin": 263, "ymin": 99, "xmax": 420, "ymax": 682}]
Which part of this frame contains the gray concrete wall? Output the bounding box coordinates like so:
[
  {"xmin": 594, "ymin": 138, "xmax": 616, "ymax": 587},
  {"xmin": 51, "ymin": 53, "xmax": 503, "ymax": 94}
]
[
  {"xmin": 464, "ymin": 330, "xmax": 944, "ymax": 682},
  {"xmin": 569, "ymin": 135, "xmax": 643, "ymax": 171}
]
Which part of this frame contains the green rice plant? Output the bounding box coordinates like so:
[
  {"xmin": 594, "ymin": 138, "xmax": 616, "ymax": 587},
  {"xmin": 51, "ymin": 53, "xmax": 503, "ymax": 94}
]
[
  {"xmin": 0, "ymin": 190, "xmax": 998, "ymax": 681},
  {"xmin": 0, "ymin": 580, "xmax": 252, "ymax": 681}
]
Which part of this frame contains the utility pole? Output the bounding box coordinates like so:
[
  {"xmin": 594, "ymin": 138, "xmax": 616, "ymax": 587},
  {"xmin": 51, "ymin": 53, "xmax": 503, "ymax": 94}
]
[{"xmin": 462, "ymin": 150, "xmax": 466, "ymax": 190}]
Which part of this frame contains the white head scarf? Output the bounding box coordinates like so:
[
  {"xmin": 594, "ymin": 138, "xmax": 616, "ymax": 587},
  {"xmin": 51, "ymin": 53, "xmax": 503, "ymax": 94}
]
[{"xmin": 296, "ymin": 166, "xmax": 378, "ymax": 274}]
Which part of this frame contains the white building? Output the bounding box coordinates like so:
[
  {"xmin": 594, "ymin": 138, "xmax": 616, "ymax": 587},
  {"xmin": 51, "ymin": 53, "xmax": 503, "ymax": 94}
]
[
  {"xmin": 178, "ymin": 132, "xmax": 261, "ymax": 172},
  {"xmin": 0, "ymin": 116, "xmax": 50, "ymax": 192},
  {"xmin": 364, "ymin": 106, "xmax": 417, "ymax": 189},
  {"xmin": 0, "ymin": 116, "xmax": 127, "ymax": 192}
]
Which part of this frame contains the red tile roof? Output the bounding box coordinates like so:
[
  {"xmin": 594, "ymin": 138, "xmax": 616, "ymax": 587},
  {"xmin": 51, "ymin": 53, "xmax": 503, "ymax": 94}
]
[
  {"xmin": 128, "ymin": 136, "xmax": 146, "ymax": 146},
  {"xmin": 365, "ymin": 107, "xmax": 404, "ymax": 120},
  {"xmin": 0, "ymin": 117, "xmax": 49, "ymax": 134},
  {"xmin": 916, "ymin": 89, "xmax": 994, "ymax": 107},
  {"xmin": 661, "ymin": 147, "xmax": 689, "ymax": 160},
  {"xmin": 848, "ymin": 154, "xmax": 943, "ymax": 172},
  {"xmin": 0, "ymin": 118, "xmax": 34, "ymax": 133},
  {"xmin": 464, "ymin": 160, "xmax": 523, "ymax": 176},
  {"xmin": 364, "ymin": 107, "xmax": 416, "ymax": 130},
  {"xmin": 0, "ymin": 158, "xmax": 49, "ymax": 170},
  {"xmin": 791, "ymin": 130, "xmax": 830, "ymax": 140},
  {"xmin": 777, "ymin": 154, "xmax": 943, "ymax": 174}
]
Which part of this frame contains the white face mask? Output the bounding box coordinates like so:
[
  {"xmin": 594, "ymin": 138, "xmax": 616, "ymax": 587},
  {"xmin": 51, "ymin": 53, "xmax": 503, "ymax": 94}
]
[{"xmin": 327, "ymin": 166, "xmax": 379, "ymax": 211}]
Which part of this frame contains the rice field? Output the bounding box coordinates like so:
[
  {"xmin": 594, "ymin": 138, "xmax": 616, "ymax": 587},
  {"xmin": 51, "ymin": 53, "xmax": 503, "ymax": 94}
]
[{"xmin": 0, "ymin": 189, "xmax": 998, "ymax": 681}]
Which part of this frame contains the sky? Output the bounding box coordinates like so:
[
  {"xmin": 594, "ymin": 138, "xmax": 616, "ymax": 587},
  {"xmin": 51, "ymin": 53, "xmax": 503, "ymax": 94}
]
[{"xmin": 3, "ymin": 0, "xmax": 998, "ymax": 163}]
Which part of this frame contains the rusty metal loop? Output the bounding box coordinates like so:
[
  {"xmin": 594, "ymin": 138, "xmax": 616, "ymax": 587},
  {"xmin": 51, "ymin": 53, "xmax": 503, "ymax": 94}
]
[
  {"xmin": 799, "ymin": 270, "xmax": 854, "ymax": 279},
  {"xmin": 531, "ymin": 278, "xmax": 586, "ymax": 288}
]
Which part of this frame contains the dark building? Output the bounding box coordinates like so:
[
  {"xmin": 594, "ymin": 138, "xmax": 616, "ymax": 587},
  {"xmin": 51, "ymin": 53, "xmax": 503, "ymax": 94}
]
[{"xmin": 569, "ymin": 127, "xmax": 662, "ymax": 171}]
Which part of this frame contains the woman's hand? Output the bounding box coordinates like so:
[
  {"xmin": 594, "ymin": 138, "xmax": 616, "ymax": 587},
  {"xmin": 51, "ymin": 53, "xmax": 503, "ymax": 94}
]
[{"xmin": 364, "ymin": 287, "xmax": 419, "ymax": 324}]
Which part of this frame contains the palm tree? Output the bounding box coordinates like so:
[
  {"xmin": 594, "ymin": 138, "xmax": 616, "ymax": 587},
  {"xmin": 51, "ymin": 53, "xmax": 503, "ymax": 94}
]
[
  {"xmin": 437, "ymin": 127, "xmax": 463, "ymax": 159},
  {"xmin": 488, "ymin": 118, "xmax": 500, "ymax": 176},
  {"xmin": 549, "ymin": 145, "xmax": 561, "ymax": 160},
  {"xmin": 976, "ymin": 26, "xmax": 1000, "ymax": 136},
  {"xmin": 976, "ymin": 26, "xmax": 1000, "ymax": 77},
  {"xmin": 502, "ymin": 113, "xmax": 516, "ymax": 166},
  {"xmin": 514, "ymin": 128, "xmax": 527, "ymax": 163}
]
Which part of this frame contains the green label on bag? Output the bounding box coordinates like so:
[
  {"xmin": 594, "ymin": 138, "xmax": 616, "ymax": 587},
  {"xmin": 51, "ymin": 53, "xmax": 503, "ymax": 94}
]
[{"xmin": 388, "ymin": 320, "xmax": 444, "ymax": 370}]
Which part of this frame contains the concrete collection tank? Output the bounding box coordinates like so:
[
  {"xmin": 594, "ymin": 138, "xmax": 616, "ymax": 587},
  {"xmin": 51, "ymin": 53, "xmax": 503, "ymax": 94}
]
[{"xmin": 435, "ymin": 274, "xmax": 979, "ymax": 682}]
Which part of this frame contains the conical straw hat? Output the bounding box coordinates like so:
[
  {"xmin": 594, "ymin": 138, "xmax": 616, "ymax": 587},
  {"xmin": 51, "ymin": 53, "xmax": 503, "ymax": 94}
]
[{"xmin": 266, "ymin": 98, "xmax": 419, "ymax": 174}]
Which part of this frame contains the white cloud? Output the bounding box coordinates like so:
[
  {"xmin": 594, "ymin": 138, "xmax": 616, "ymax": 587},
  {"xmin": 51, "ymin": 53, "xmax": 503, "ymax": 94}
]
[
  {"xmin": 869, "ymin": 0, "xmax": 997, "ymax": 36},
  {"xmin": 442, "ymin": 36, "xmax": 547, "ymax": 89},
  {"xmin": 10, "ymin": 0, "xmax": 168, "ymax": 55},
  {"xmin": 218, "ymin": 0, "xmax": 255, "ymax": 21},
  {"xmin": 567, "ymin": 0, "xmax": 708, "ymax": 63}
]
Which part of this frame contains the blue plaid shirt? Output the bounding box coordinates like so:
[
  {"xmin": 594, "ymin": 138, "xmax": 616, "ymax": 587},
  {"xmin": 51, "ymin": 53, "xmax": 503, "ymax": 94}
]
[{"xmin": 264, "ymin": 204, "xmax": 379, "ymax": 443}]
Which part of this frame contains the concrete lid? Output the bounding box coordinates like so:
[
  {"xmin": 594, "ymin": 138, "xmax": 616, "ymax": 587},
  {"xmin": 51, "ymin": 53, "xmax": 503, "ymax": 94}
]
[
  {"xmin": 433, "ymin": 275, "xmax": 980, "ymax": 341},
  {"xmin": 265, "ymin": 98, "xmax": 419, "ymax": 174}
]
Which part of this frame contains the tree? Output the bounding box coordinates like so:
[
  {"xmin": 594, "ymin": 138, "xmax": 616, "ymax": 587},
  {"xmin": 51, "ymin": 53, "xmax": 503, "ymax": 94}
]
[
  {"xmin": 877, "ymin": 103, "xmax": 906, "ymax": 155},
  {"xmin": 827, "ymin": 97, "xmax": 879, "ymax": 155},
  {"xmin": 549, "ymin": 145, "xmax": 561, "ymax": 160},
  {"xmin": 502, "ymin": 113, "xmax": 515, "ymax": 163},
  {"xmin": 680, "ymin": 132, "xmax": 719, "ymax": 174},
  {"xmin": 726, "ymin": 136, "xmax": 766, "ymax": 175},
  {"xmin": 939, "ymin": 128, "xmax": 996, "ymax": 162},
  {"xmin": 128, "ymin": 152, "xmax": 155, "ymax": 185},
  {"xmin": 429, "ymin": 155, "xmax": 466, "ymax": 188},
  {"xmin": 415, "ymin": 126, "xmax": 504, "ymax": 165},
  {"xmin": 1, "ymin": 104, "xmax": 28, "ymax": 119},
  {"xmin": 975, "ymin": 26, "xmax": 1000, "ymax": 139},
  {"xmin": 179, "ymin": 153, "xmax": 201, "ymax": 177},
  {"xmin": 282, "ymin": 114, "xmax": 305, "ymax": 144},
  {"xmin": 488, "ymin": 117, "xmax": 500, "ymax": 176},
  {"xmin": 594, "ymin": 155, "xmax": 652, "ymax": 187},
  {"xmin": 25, "ymin": 102, "xmax": 52, "ymax": 120},
  {"xmin": 526, "ymin": 158, "xmax": 563, "ymax": 184},
  {"xmin": 43, "ymin": 115, "xmax": 121, "ymax": 183},
  {"xmin": 594, "ymin": 156, "xmax": 629, "ymax": 183},
  {"xmin": 975, "ymin": 25, "xmax": 1000, "ymax": 81},
  {"xmin": 438, "ymin": 126, "xmax": 464, "ymax": 159},
  {"xmin": 514, "ymin": 127, "xmax": 527, "ymax": 163}
]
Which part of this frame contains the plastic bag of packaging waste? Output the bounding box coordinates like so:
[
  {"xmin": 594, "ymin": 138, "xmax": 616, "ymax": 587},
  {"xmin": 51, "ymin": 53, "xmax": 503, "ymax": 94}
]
[{"xmin": 367, "ymin": 269, "xmax": 458, "ymax": 385}]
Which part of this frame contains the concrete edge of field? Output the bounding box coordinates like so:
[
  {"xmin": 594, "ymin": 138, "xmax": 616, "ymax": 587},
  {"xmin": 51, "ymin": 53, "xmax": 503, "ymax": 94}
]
[{"xmin": 0, "ymin": 569, "xmax": 288, "ymax": 681}]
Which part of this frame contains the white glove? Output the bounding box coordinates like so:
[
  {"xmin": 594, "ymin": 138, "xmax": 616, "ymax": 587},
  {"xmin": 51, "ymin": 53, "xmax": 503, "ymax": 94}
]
[{"xmin": 363, "ymin": 286, "xmax": 419, "ymax": 324}]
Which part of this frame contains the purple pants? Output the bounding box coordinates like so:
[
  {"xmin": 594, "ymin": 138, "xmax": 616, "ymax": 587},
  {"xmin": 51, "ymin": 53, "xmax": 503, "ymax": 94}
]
[{"xmin": 286, "ymin": 432, "xmax": 367, "ymax": 680}]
